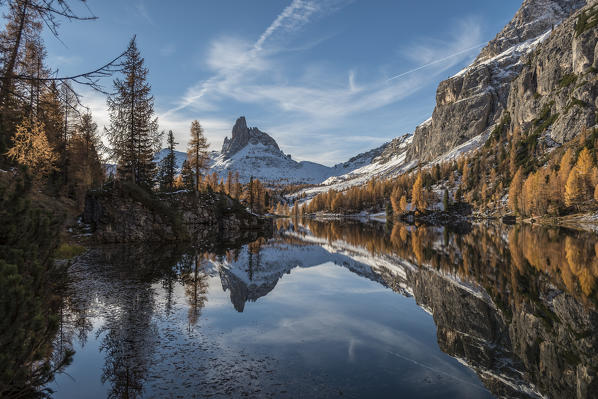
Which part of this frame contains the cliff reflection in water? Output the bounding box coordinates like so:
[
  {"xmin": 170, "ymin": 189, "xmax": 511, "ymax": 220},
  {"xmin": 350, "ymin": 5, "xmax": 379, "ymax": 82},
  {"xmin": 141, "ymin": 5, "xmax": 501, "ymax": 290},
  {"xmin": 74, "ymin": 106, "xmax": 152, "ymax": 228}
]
[
  {"xmin": 282, "ymin": 219, "xmax": 598, "ymax": 398},
  {"xmin": 53, "ymin": 219, "xmax": 598, "ymax": 399}
]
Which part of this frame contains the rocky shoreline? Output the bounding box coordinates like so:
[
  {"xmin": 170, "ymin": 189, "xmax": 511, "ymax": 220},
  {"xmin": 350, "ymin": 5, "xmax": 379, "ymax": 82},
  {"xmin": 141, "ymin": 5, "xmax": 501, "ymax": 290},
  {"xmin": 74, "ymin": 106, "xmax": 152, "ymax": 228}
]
[{"xmin": 82, "ymin": 182, "xmax": 273, "ymax": 244}]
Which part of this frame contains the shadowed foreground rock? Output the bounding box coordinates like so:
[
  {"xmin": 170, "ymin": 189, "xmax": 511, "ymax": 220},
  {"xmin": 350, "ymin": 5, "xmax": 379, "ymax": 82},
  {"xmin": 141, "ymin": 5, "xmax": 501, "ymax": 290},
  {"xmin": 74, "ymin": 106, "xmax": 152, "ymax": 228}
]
[{"xmin": 83, "ymin": 182, "xmax": 272, "ymax": 243}]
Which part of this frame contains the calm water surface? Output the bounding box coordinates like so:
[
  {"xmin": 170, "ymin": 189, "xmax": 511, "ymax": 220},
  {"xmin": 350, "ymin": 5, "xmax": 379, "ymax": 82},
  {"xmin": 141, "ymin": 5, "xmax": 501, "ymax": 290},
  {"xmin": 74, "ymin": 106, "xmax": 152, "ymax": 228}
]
[{"xmin": 48, "ymin": 220, "xmax": 598, "ymax": 398}]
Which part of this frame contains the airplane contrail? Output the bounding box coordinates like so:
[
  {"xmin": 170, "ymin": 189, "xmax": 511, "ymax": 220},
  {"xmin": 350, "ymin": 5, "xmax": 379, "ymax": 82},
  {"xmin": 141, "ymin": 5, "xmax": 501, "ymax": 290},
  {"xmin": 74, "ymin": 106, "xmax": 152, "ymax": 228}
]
[{"xmin": 386, "ymin": 42, "xmax": 488, "ymax": 82}]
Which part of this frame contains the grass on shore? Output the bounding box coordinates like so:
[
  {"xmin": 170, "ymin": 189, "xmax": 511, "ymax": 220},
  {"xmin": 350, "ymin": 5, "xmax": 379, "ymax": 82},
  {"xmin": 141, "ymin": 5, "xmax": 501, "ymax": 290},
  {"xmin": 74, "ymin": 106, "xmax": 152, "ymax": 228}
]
[{"xmin": 54, "ymin": 243, "xmax": 86, "ymax": 260}]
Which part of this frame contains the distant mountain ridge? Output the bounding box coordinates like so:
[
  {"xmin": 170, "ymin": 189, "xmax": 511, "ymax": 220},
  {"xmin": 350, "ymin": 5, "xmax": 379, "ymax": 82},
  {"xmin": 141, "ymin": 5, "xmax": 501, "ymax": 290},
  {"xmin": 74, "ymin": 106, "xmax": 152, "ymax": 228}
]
[{"xmin": 155, "ymin": 116, "xmax": 389, "ymax": 185}]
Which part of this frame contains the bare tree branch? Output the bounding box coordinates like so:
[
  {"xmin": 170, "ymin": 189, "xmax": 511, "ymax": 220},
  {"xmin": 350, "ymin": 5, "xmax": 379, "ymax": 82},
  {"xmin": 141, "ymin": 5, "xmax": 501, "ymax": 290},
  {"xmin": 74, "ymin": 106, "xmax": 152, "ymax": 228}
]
[{"xmin": 2, "ymin": 39, "xmax": 131, "ymax": 94}]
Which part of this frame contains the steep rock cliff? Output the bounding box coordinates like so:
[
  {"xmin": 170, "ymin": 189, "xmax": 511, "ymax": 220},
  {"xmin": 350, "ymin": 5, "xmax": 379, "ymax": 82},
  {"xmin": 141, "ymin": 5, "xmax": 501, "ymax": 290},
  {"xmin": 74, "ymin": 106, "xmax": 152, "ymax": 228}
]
[
  {"xmin": 507, "ymin": 2, "xmax": 598, "ymax": 144},
  {"xmin": 407, "ymin": 0, "xmax": 587, "ymax": 163}
]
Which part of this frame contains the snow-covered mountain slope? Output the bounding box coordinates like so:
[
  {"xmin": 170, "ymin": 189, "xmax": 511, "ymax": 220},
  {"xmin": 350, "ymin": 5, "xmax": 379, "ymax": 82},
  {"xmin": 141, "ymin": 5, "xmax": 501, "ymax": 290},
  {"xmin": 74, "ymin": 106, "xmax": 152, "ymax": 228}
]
[
  {"xmin": 406, "ymin": 0, "xmax": 587, "ymax": 163},
  {"xmin": 210, "ymin": 116, "xmax": 334, "ymax": 184},
  {"xmin": 330, "ymin": 142, "xmax": 388, "ymax": 175},
  {"xmin": 207, "ymin": 235, "xmax": 394, "ymax": 311},
  {"xmin": 153, "ymin": 148, "xmax": 187, "ymax": 173},
  {"xmin": 298, "ymin": 133, "xmax": 415, "ymax": 197},
  {"xmin": 155, "ymin": 116, "xmax": 386, "ymax": 185},
  {"xmin": 209, "ymin": 140, "xmax": 334, "ymax": 185},
  {"xmin": 211, "ymin": 117, "xmax": 395, "ymax": 184},
  {"xmin": 141, "ymin": 1, "xmax": 587, "ymax": 196}
]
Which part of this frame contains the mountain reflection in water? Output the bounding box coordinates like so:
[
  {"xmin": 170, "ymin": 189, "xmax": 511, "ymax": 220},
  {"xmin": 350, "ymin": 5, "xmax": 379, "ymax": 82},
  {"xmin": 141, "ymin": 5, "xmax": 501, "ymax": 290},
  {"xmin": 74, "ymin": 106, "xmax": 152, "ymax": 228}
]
[{"xmin": 49, "ymin": 219, "xmax": 598, "ymax": 399}]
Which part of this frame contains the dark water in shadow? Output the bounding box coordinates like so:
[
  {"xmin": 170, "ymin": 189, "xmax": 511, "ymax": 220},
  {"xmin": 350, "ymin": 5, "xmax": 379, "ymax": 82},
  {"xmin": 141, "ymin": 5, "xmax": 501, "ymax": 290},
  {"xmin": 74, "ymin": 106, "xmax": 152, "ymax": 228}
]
[{"xmin": 47, "ymin": 220, "xmax": 598, "ymax": 398}]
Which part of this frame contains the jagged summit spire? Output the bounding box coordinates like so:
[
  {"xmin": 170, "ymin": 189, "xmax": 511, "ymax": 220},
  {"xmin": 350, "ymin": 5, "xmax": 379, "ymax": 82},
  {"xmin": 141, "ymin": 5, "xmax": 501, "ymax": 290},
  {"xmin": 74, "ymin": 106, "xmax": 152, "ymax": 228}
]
[
  {"xmin": 233, "ymin": 116, "xmax": 247, "ymax": 133},
  {"xmin": 221, "ymin": 116, "xmax": 281, "ymax": 158}
]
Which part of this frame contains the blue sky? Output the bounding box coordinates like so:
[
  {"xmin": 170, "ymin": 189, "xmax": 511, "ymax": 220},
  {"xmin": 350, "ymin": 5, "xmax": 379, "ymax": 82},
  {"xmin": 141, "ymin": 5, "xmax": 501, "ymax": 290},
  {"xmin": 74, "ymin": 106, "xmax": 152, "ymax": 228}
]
[{"xmin": 42, "ymin": 0, "xmax": 522, "ymax": 165}]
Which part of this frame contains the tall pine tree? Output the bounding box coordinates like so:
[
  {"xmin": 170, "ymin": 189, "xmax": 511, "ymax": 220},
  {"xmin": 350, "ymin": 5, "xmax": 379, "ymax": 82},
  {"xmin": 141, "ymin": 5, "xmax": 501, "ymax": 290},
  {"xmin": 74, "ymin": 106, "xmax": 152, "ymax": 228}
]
[
  {"xmin": 186, "ymin": 120, "xmax": 209, "ymax": 192},
  {"xmin": 158, "ymin": 130, "xmax": 178, "ymax": 192},
  {"xmin": 68, "ymin": 112, "xmax": 105, "ymax": 206},
  {"xmin": 181, "ymin": 159, "xmax": 195, "ymax": 191},
  {"xmin": 0, "ymin": 0, "xmax": 42, "ymax": 156},
  {"xmin": 105, "ymin": 37, "xmax": 160, "ymax": 188}
]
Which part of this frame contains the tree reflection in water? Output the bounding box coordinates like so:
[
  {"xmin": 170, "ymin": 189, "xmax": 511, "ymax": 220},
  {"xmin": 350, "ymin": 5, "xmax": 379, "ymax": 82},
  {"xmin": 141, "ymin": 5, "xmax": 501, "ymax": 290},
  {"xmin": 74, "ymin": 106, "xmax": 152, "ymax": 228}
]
[
  {"xmin": 50, "ymin": 220, "xmax": 598, "ymax": 398},
  {"xmin": 287, "ymin": 219, "xmax": 598, "ymax": 306},
  {"xmin": 289, "ymin": 219, "xmax": 598, "ymax": 397},
  {"xmin": 85, "ymin": 245, "xmax": 183, "ymax": 399},
  {"xmin": 179, "ymin": 252, "xmax": 209, "ymax": 328}
]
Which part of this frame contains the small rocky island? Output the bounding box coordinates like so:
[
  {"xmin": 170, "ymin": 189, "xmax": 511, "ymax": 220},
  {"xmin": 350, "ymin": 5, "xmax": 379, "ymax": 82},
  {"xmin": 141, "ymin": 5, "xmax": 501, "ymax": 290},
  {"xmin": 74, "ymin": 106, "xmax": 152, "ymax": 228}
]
[{"xmin": 83, "ymin": 181, "xmax": 272, "ymax": 244}]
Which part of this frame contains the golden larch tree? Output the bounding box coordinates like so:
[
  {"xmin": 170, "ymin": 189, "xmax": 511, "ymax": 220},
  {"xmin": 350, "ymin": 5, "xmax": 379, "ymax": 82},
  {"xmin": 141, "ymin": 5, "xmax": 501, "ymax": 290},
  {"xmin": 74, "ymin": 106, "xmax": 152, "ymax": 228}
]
[
  {"xmin": 412, "ymin": 172, "xmax": 425, "ymax": 213},
  {"xmin": 390, "ymin": 187, "xmax": 401, "ymax": 215},
  {"xmin": 575, "ymin": 148, "xmax": 594, "ymax": 200},
  {"xmin": 7, "ymin": 118, "xmax": 57, "ymax": 176},
  {"xmin": 508, "ymin": 167, "xmax": 524, "ymax": 214},
  {"xmin": 187, "ymin": 120, "xmax": 210, "ymax": 192},
  {"xmin": 399, "ymin": 195, "xmax": 408, "ymax": 212},
  {"xmin": 559, "ymin": 148, "xmax": 575, "ymax": 187},
  {"xmin": 576, "ymin": 148, "xmax": 593, "ymax": 177},
  {"xmin": 565, "ymin": 169, "xmax": 584, "ymax": 208}
]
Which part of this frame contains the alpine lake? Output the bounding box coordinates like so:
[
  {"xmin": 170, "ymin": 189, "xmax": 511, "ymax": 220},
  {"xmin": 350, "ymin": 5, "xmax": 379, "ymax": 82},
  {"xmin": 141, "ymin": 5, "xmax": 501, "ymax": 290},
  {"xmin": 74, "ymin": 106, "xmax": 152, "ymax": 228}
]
[{"xmin": 47, "ymin": 218, "xmax": 598, "ymax": 398}]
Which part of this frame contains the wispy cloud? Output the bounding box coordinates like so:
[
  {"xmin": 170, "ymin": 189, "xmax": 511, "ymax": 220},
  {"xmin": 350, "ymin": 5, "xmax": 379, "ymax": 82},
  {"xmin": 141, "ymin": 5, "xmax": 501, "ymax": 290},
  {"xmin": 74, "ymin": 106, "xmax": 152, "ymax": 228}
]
[
  {"xmin": 387, "ymin": 42, "xmax": 486, "ymax": 82},
  {"xmin": 135, "ymin": 1, "xmax": 154, "ymax": 25},
  {"xmin": 159, "ymin": 43, "xmax": 176, "ymax": 57},
  {"xmin": 165, "ymin": 0, "xmax": 340, "ymax": 116},
  {"xmin": 171, "ymin": 14, "xmax": 482, "ymax": 117},
  {"xmin": 254, "ymin": 0, "xmax": 341, "ymax": 50},
  {"xmin": 390, "ymin": 17, "xmax": 485, "ymax": 80},
  {"xmin": 164, "ymin": 3, "xmax": 484, "ymax": 163}
]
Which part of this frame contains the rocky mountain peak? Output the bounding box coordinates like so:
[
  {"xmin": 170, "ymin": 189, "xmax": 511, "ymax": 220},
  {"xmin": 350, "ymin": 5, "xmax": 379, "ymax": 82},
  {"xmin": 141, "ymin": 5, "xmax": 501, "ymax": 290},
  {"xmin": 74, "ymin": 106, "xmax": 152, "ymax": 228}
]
[
  {"xmin": 221, "ymin": 116, "xmax": 282, "ymax": 158},
  {"xmin": 475, "ymin": 0, "xmax": 587, "ymax": 63},
  {"xmin": 233, "ymin": 115, "xmax": 248, "ymax": 132}
]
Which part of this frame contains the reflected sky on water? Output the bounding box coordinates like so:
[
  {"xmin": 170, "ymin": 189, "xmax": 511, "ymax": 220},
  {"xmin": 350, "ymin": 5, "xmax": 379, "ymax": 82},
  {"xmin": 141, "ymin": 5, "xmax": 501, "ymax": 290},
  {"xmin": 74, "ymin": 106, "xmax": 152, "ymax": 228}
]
[{"xmin": 49, "ymin": 219, "xmax": 598, "ymax": 398}]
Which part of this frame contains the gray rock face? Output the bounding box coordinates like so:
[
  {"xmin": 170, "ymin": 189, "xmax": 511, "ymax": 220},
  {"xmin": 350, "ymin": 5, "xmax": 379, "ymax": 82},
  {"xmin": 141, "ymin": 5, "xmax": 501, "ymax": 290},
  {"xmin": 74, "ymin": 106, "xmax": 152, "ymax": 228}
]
[
  {"xmin": 507, "ymin": 2, "xmax": 598, "ymax": 144},
  {"xmin": 408, "ymin": 269, "xmax": 537, "ymax": 399},
  {"xmin": 83, "ymin": 184, "xmax": 272, "ymax": 243},
  {"xmin": 218, "ymin": 264, "xmax": 280, "ymax": 313},
  {"xmin": 409, "ymin": 266, "xmax": 598, "ymax": 399},
  {"xmin": 476, "ymin": 0, "xmax": 587, "ymax": 62},
  {"xmin": 375, "ymin": 133, "xmax": 412, "ymax": 164},
  {"xmin": 334, "ymin": 142, "xmax": 388, "ymax": 170},
  {"xmin": 406, "ymin": 0, "xmax": 587, "ymax": 163},
  {"xmin": 221, "ymin": 116, "xmax": 282, "ymax": 158}
]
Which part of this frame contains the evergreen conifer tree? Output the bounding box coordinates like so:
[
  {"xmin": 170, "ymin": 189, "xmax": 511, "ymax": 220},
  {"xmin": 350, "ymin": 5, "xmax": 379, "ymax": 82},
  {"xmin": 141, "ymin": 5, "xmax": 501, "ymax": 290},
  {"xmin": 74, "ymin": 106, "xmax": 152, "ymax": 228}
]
[
  {"xmin": 0, "ymin": 173, "xmax": 73, "ymax": 397},
  {"xmin": 181, "ymin": 160, "xmax": 195, "ymax": 191},
  {"xmin": 159, "ymin": 130, "xmax": 178, "ymax": 192},
  {"xmin": 68, "ymin": 112, "xmax": 104, "ymax": 205},
  {"xmin": 105, "ymin": 37, "xmax": 160, "ymax": 188},
  {"xmin": 443, "ymin": 188, "xmax": 450, "ymax": 211}
]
